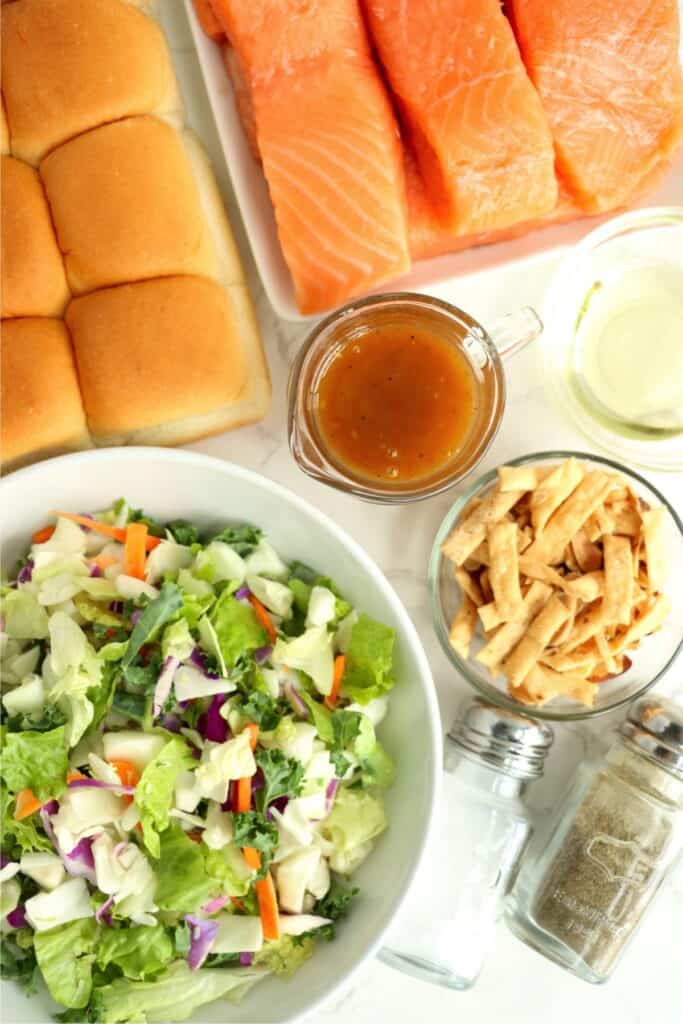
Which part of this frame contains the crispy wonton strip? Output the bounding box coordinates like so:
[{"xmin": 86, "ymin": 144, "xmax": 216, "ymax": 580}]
[
  {"xmin": 488, "ymin": 521, "xmax": 523, "ymax": 620},
  {"xmin": 525, "ymin": 472, "xmax": 613, "ymax": 565},
  {"xmin": 449, "ymin": 595, "xmax": 478, "ymax": 658},
  {"xmin": 502, "ymin": 594, "xmax": 570, "ymax": 688},
  {"xmin": 642, "ymin": 507, "xmax": 667, "ymax": 593},
  {"xmin": 516, "ymin": 665, "xmax": 598, "ymax": 707},
  {"xmin": 454, "ymin": 567, "xmax": 484, "ymax": 607},
  {"xmin": 497, "ymin": 464, "xmax": 550, "ymax": 492},
  {"xmin": 571, "ymin": 529, "xmax": 603, "ymax": 572},
  {"xmin": 610, "ymin": 595, "xmax": 671, "ymax": 654},
  {"xmin": 475, "ymin": 581, "xmax": 552, "ymax": 671},
  {"xmin": 530, "ymin": 458, "xmax": 584, "ymax": 534},
  {"xmin": 602, "ymin": 535, "xmax": 633, "ymax": 626},
  {"xmin": 560, "ymin": 601, "xmax": 605, "ymax": 653},
  {"xmin": 563, "ymin": 571, "xmax": 605, "ymax": 603},
  {"xmin": 442, "ymin": 487, "xmax": 525, "ymax": 566}
]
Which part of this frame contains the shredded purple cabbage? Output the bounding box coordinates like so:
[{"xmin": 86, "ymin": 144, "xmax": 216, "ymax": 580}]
[
  {"xmin": 17, "ymin": 561, "xmax": 34, "ymax": 584},
  {"xmin": 109, "ymin": 601, "xmax": 124, "ymax": 615},
  {"xmin": 239, "ymin": 952, "xmax": 254, "ymax": 967},
  {"xmin": 234, "ymin": 586, "xmax": 251, "ymax": 602},
  {"xmin": 159, "ymin": 713, "xmax": 182, "ymax": 734},
  {"xmin": 325, "ymin": 779, "xmax": 339, "ymax": 815},
  {"xmin": 203, "ymin": 694, "xmax": 228, "ymax": 743},
  {"xmin": 89, "ymin": 564, "xmax": 103, "ymax": 578},
  {"xmin": 284, "ymin": 680, "xmax": 308, "ymax": 719},
  {"xmin": 189, "ymin": 647, "xmax": 219, "ymax": 679},
  {"xmin": 6, "ymin": 904, "xmax": 27, "ymax": 929},
  {"xmin": 254, "ymin": 644, "xmax": 272, "ymax": 666},
  {"xmin": 130, "ymin": 610, "xmax": 142, "ymax": 626},
  {"xmin": 185, "ymin": 914, "xmax": 219, "ymax": 970},
  {"xmin": 203, "ymin": 894, "xmax": 229, "ymax": 915},
  {"xmin": 68, "ymin": 778, "xmax": 135, "ymax": 795},
  {"xmin": 95, "ymin": 895, "xmax": 114, "ymax": 926}
]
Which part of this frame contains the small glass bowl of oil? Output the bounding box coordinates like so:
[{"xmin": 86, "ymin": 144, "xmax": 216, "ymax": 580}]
[{"xmin": 542, "ymin": 207, "xmax": 683, "ymax": 471}]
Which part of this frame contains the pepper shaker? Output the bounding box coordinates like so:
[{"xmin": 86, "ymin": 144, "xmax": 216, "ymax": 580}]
[
  {"xmin": 380, "ymin": 696, "xmax": 553, "ymax": 989},
  {"xmin": 506, "ymin": 697, "xmax": 683, "ymax": 983}
]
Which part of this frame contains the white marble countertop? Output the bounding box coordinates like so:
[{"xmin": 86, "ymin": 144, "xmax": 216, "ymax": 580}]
[{"xmin": 163, "ymin": 6, "xmax": 683, "ymax": 1021}]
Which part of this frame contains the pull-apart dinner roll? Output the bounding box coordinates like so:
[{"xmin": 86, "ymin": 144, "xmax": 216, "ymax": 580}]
[
  {"xmin": 65, "ymin": 276, "xmax": 257, "ymax": 446},
  {"xmin": 41, "ymin": 117, "xmax": 218, "ymax": 294},
  {"xmin": 1, "ymin": 156, "xmax": 70, "ymax": 318},
  {"xmin": 1, "ymin": 0, "xmax": 177, "ymax": 165},
  {"xmin": 1, "ymin": 319, "xmax": 90, "ymax": 473}
]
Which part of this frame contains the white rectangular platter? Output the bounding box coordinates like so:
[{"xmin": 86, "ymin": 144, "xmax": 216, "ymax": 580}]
[{"xmin": 184, "ymin": 0, "xmax": 683, "ymax": 323}]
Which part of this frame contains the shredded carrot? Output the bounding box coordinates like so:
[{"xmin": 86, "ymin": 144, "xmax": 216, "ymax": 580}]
[
  {"xmin": 91, "ymin": 553, "xmax": 117, "ymax": 570},
  {"xmin": 108, "ymin": 759, "xmax": 140, "ymax": 787},
  {"xmin": 242, "ymin": 846, "xmax": 262, "ymax": 871},
  {"xmin": 231, "ymin": 897, "xmax": 246, "ymax": 912},
  {"xmin": 52, "ymin": 513, "xmax": 163, "ymax": 552},
  {"xmin": 14, "ymin": 789, "xmax": 42, "ymax": 820},
  {"xmin": 325, "ymin": 654, "xmax": 346, "ymax": 709},
  {"xmin": 248, "ymin": 594, "xmax": 277, "ymax": 642},
  {"xmin": 14, "ymin": 772, "xmax": 85, "ymax": 819},
  {"xmin": 187, "ymin": 830, "xmax": 203, "ymax": 843},
  {"xmin": 32, "ymin": 525, "xmax": 55, "ymax": 544},
  {"xmin": 192, "ymin": 0, "xmax": 225, "ymax": 39},
  {"xmin": 255, "ymin": 872, "xmax": 280, "ymax": 941},
  {"xmin": 244, "ymin": 722, "xmax": 259, "ymax": 751},
  {"xmin": 124, "ymin": 522, "xmax": 148, "ymax": 580},
  {"xmin": 233, "ymin": 776, "xmax": 252, "ymax": 814}
]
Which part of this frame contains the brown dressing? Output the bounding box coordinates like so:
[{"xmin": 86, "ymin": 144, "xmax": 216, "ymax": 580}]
[{"xmin": 315, "ymin": 325, "xmax": 477, "ymax": 484}]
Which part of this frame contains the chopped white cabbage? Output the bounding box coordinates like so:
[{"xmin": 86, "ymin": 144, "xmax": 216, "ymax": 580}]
[
  {"xmin": 272, "ymin": 626, "xmax": 334, "ymax": 696},
  {"xmin": 102, "ymin": 731, "xmax": 165, "ymax": 771},
  {"xmin": 0, "ymin": 862, "xmax": 20, "ymax": 884},
  {"xmin": 275, "ymin": 847, "xmax": 321, "ymax": 914},
  {"xmin": 273, "ymin": 721, "xmax": 318, "ymax": 766},
  {"xmin": 177, "ymin": 569, "xmax": 213, "ymax": 598},
  {"xmin": 161, "ymin": 619, "xmax": 195, "ymax": 662},
  {"xmin": 38, "ymin": 573, "xmax": 83, "ymax": 606},
  {"xmin": 197, "ymin": 616, "xmax": 227, "ymax": 677},
  {"xmin": 1, "ymin": 644, "xmax": 41, "ymax": 685},
  {"xmin": 32, "ymin": 518, "xmax": 87, "ymax": 557},
  {"xmin": 2, "ymin": 674, "xmax": 44, "ymax": 716},
  {"xmin": 145, "ymin": 541, "xmax": 193, "ymax": 584},
  {"xmin": 88, "ymin": 753, "xmax": 121, "ymax": 785},
  {"xmin": 175, "ymin": 770, "xmax": 202, "ymax": 813},
  {"xmin": 92, "ymin": 835, "xmax": 157, "ymax": 925},
  {"xmin": 52, "ymin": 788, "xmax": 128, "ymax": 854},
  {"xmin": 246, "ymin": 575, "xmax": 294, "ymax": 619},
  {"xmin": 1, "ymin": 877, "xmax": 21, "ymax": 918},
  {"xmin": 335, "ymin": 610, "xmax": 359, "ymax": 654},
  {"xmin": 202, "ymin": 803, "xmax": 233, "ymax": 850},
  {"xmin": 305, "ymin": 586, "xmax": 336, "ymax": 628},
  {"xmin": 20, "ymin": 853, "xmax": 65, "ymax": 891},
  {"xmin": 260, "ymin": 668, "xmax": 280, "ymax": 699},
  {"xmin": 115, "ymin": 575, "xmax": 159, "ymax": 601},
  {"xmin": 278, "ymin": 913, "xmax": 332, "ymax": 937},
  {"xmin": 25, "ymin": 878, "xmax": 94, "ymax": 932},
  {"xmin": 194, "ymin": 542, "xmax": 246, "ymax": 585},
  {"xmin": 244, "ymin": 540, "xmax": 287, "ymax": 580},
  {"xmin": 212, "ymin": 915, "xmax": 263, "ymax": 954},
  {"xmin": 173, "ymin": 665, "xmax": 236, "ymax": 703},
  {"xmin": 195, "ymin": 731, "xmax": 256, "ymax": 802},
  {"xmin": 346, "ymin": 696, "xmax": 389, "ymax": 727},
  {"xmin": 306, "ymin": 856, "xmax": 330, "ymax": 900},
  {"xmin": 270, "ymin": 801, "xmax": 314, "ymax": 854}
]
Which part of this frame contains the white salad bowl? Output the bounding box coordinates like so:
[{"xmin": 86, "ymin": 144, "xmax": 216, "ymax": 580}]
[{"xmin": 0, "ymin": 448, "xmax": 441, "ymax": 1024}]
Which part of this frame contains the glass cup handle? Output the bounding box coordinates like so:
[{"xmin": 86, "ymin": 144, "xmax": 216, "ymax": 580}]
[{"xmin": 487, "ymin": 306, "xmax": 543, "ymax": 360}]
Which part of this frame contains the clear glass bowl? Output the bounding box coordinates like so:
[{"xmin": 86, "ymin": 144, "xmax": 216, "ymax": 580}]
[
  {"xmin": 429, "ymin": 451, "xmax": 683, "ymax": 721},
  {"xmin": 541, "ymin": 208, "xmax": 683, "ymax": 471}
]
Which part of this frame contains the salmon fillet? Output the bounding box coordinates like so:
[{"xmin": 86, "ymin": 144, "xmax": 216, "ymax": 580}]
[
  {"xmin": 506, "ymin": 0, "xmax": 683, "ymax": 213},
  {"xmin": 404, "ymin": 148, "xmax": 578, "ymax": 262},
  {"xmin": 361, "ymin": 0, "xmax": 558, "ymax": 235},
  {"xmin": 213, "ymin": 0, "xmax": 409, "ymax": 314}
]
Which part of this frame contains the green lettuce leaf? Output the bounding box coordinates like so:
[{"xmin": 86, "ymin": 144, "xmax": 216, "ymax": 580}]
[
  {"xmin": 313, "ymin": 878, "xmax": 359, "ymax": 940},
  {"xmin": 34, "ymin": 918, "xmax": 98, "ymax": 1009},
  {"xmin": 122, "ymin": 583, "xmax": 183, "ymax": 671},
  {"xmin": 203, "ymin": 845, "xmax": 252, "ymax": 898},
  {"xmin": 73, "ymin": 594, "xmax": 121, "ymax": 627},
  {"xmin": 0, "ymin": 726, "xmax": 68, "ymax": 801},
  {"xmin": 321, "ymin": 787, "xmax": 387, "ymax": 870},
  {"xmin": 231, "ymin": 811, "xmax": 279, "ymax": 877},
  {"xmin": 135, "ymin": 737, "xmax": 195, "ymax": 858},
  {"xmin": 254, "ymin": 935, "xmax": 314, "ymax": 978},
  {"xmin": 0, "ymin": 589, "xmax": 49, "ymax": 639},
  {"xmin": 352, "ymin": 715, "xmax": 395, "ymax": 789},
  {"xmin": 155, "ymin": 826, "xmax": 215, "ymax": 912},
  {"xmin": 90, "ymin": 960, "xmax": 268, "ymax": 1023},
  {"xmin": 210, "ymin": 592, "xmax": 267, "ymax": 668},
  {"xmin": 0, "ymin": 931, "xmax": 38, "ymax": 992},
  {"xmin": 254, "ymin": 748, "xmax": 304, "ymax": 813},
  {"xmin": 166, "ymin": 521, "xmax": 199, "ymax": 546},
  {"xmin": 343, "ymin": 614, "xmax": 395, "ymax": 704},
  {"xmin": 96, "ymin": 924, "xmax": 173, "ymax": 981},
  {"xmin": 0, "ymin": 786, "xmax": 52, "ymax": 856},
  {"xmin": 209, "ymin": 524, "xmax": 262, "ymax": 556},
  {"xmin": 299, "ymin": 691, "xmax": 334, "ymax": 745}
]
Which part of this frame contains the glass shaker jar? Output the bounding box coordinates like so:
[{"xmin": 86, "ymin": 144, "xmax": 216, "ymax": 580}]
[
  {"xmin": 506, "ymin": 697, "xmax": 683, "ymax": 984},
  {"xmin": 380, "ymin": 696, "xmax": 553, "ymax": 989}
]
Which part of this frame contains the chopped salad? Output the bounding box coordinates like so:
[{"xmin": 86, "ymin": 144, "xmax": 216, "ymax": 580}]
[{"xmin": 0, "ymin": 501, "xmax": 397, "ymax": 1022}]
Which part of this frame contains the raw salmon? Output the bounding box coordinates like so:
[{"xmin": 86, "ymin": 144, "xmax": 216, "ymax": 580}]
[
  {"xmin": 212, "ymin": 0, "xmax": 409, "ymax": 314},
  {"xmin": 404, "ymin": 147, "xmax": 578, "ymax": 262},
  {"xmin": 361, "ymin": 0, "xmax": 558, "ymax": 235},
  {"xmin": 506, "ymin": 0, "xmax": 683, "ymax": 213}
]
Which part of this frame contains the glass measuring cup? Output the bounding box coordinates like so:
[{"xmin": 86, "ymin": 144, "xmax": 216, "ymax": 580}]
[{"xmin": 287, "ymin": 293, "xmax": 542, "ymax": 503}]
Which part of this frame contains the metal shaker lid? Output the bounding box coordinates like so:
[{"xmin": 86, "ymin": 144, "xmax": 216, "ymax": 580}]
[
  {"xmin": 621, "ymin": 697, "xmax": 683, "ymax": 779},
  {"xmin": 448, "ymin": 696, "xmax": 554, "ymax": 779}
]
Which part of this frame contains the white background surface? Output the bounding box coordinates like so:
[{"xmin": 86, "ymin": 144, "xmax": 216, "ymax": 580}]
[{"xmin": 163, "ymin": 5, "xmax": 683, "ymax": 1021}]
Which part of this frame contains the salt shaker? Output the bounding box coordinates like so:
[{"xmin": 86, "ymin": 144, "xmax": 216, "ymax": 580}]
[
  {"xmin": 506, "ymin": 697, "xmax": 683, "ymax": 984},
  {"xmin": 380, "ymin": 696, "xmax": 553, "ymax": 989}
]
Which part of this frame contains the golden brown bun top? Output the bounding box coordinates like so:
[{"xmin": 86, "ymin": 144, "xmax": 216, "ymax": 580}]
[
  {"xmin": 1, "ymin": 155, "xmax": 70, "ymax": 318},
  {"xmin": 66, "ymin": 276, "xmax": 247, "ymax": 436},
  {"xmin": 1, "ymin": 0, "xmax": 173, "ymax": 165},
  {"xmin": 1, "ymin": 317, "xmax": 89, "ymax": 468},
  {"xmin": 40, "ymin": 116, "xmax": 218, "ymax": 295}
]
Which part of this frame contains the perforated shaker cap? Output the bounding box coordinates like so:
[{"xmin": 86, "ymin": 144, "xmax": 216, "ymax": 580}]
[
  {"xmin": 621, "ymin": 697, "xmax": 683, "ymax": 780},
  {"xmin": 448, "ymin": 696, "xmax": 554, "ymax": 780}
]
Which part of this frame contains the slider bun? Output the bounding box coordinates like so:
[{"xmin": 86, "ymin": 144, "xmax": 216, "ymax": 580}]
[
  {"xmin": 1, "ymin": 318, "xmax": 91, "ymax": 474},
  {"xmin": 1, "ymin": 156, "xmax": 70, "ymax": 318},
  {"xmin": 41, "ymin": 116, "xmax": 217, "ymax": 295},
  {"xmin": 1, "ymin": 0, "xmax": 177, "ymax": 165},
  {"xmin": 66, "ymin": 276, "xmax": 252, "ymax": 445}
]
